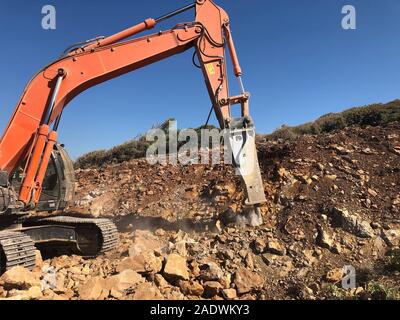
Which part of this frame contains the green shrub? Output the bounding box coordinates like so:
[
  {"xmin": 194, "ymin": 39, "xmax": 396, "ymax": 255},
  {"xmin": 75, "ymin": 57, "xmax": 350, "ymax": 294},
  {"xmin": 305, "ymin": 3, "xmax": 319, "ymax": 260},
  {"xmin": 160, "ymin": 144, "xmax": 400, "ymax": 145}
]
[
  {"xmin": 263, "ymin": 99, "xmax": 400, "ymax": 141},
  {"xmin": 366, "ymin": 281, "xmax": 399, "ymax": 300},
  {"xmin": 74, "ymin": 138, "xmax": 151, "ymax": 169},
  {"xmin": 74, "ymin": 150, "xmax": 107, "ymax": 169},
  {"xmin": 74, "ymin": 119, "xmax": 218, "ymax": 169},
  {"xmin": 316, "ymin": 114, "xmax": 346, "ymax": 132},
  {"xmin": 386, "ymin": 249, "xmax": 400, "ymax": 272},
  {"xmin": 323, "ymin": 284, "xmax": 346, "ymax": 300}
]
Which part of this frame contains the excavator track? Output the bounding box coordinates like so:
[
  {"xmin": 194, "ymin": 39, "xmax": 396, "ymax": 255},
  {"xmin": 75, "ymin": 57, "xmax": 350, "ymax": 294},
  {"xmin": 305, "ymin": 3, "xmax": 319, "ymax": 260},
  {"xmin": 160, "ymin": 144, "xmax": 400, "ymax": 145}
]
[
  {"xmin": 32, "ymin": 216, "xmax": 119, "ymax": 256},
  {"xmin": 0, "ymin": 231, "xmax": 36, "ymax": 273}
]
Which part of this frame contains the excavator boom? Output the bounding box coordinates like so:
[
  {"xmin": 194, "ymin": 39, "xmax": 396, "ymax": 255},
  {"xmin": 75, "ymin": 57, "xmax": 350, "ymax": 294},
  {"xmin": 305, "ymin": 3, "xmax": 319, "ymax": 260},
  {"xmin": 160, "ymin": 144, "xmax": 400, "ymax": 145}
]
[{"xmin": 1, "ymin": 1, "xmax": 228, "ymax": 173}]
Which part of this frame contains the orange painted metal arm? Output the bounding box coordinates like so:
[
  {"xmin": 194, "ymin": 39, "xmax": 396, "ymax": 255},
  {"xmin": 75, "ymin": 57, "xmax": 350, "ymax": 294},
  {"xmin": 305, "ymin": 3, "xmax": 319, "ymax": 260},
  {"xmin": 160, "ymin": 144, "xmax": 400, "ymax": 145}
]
[
  {"xmin": 75, "ymin": 18, "xmax": 157, "ymax": 53},
  {"xmin": 31, "ymin": 130, "xmax": 58, "ymax": 204},
  {"xmin": 0, "ymin": 26, "xmax": 201, "ymax": 174},
  {"xmin": 223, "ymin": 24, "xmax": 242, "ymax": 77},
  {"xmin": 18, "ymin": 125, "xmax": 49, "ymax": 203}
]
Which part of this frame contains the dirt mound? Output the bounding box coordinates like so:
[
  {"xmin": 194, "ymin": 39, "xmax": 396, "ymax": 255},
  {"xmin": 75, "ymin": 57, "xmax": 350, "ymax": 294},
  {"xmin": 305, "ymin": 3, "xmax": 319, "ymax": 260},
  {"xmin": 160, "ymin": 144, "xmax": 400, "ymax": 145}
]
[{"xmin": 1, "ymin": 123, "xmax": 399, "ymax": 300}]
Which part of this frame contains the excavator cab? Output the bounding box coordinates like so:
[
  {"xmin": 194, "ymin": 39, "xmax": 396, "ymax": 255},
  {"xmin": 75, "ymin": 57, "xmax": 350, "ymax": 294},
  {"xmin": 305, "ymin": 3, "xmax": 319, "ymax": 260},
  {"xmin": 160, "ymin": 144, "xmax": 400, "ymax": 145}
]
[{"xmin": 11, "ymin": 144, "xmax": 75, "ymax": 213}]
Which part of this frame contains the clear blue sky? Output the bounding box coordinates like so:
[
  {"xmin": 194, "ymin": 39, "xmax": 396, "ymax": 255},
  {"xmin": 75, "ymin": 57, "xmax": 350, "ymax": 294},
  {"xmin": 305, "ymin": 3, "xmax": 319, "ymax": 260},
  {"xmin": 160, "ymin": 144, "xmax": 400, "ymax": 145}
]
[{"xmin": 1, "ymin": 0, "xmax": 399, "ymax": 159}]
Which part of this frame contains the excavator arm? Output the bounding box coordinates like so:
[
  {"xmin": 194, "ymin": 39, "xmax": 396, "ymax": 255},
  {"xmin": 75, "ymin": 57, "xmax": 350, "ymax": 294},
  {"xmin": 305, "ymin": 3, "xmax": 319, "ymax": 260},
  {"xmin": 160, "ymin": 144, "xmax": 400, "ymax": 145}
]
[{"xmin": 0, "ymin": 0, "xmax": 266, "ymax": 223}]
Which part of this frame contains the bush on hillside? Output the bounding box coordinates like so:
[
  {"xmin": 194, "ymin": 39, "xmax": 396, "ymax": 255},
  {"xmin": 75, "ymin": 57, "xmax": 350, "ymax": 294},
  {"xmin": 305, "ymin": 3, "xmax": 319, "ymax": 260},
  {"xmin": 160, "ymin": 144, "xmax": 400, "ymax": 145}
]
[
  {"xmin": 74, "ymin": 120, "xmax": 218, "ymax": 169},
  {"xmin": 263, "ymin": 100, "xmax": 400, "ymax": 141}
]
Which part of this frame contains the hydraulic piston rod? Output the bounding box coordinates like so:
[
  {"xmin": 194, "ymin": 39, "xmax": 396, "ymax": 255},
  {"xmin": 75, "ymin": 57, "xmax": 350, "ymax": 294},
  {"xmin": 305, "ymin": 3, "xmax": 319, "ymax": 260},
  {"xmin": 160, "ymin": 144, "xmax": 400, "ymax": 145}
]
[
  {"xmin": 84, "ymin": 3, "xmax": 196, "ymax": 51},
  {"xmin": 44, "ymin": 69, "xmax": 65, "ymax": 125},
  {"xmin": 155, "ymin": 3, "xmax": 196, "ymax": 23},
  {"xmin": 19, "ymin": 71, "xmax": 64, "ymax": 205}
]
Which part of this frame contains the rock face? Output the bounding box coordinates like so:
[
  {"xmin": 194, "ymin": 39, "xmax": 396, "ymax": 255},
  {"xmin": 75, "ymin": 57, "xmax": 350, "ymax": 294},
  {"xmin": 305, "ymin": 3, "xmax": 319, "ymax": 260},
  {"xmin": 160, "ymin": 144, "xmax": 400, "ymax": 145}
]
[{"xmin": 163, "ymin": 254, "xmax": 189, "ymax": 282}]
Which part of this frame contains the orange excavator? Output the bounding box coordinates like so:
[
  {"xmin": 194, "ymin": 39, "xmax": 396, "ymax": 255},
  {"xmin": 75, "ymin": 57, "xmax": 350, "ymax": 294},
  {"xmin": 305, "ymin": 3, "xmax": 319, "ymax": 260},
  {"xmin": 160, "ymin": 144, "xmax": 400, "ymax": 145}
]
[{"xmin": 0, "ymin": 0, "xmax": 266, "ymax": 273}]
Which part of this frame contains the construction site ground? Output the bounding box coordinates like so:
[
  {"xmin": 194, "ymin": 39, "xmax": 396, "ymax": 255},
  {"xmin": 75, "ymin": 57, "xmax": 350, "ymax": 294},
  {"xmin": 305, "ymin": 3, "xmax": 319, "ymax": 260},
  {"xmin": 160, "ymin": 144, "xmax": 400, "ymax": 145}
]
[{"xmin": 1, "ymin": 122, "xmax": 400, "ymax": 300}]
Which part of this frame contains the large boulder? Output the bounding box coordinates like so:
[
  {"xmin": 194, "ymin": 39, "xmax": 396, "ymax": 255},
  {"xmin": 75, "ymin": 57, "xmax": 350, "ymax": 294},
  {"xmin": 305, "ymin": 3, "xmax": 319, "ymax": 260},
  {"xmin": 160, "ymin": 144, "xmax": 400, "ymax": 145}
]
[
  {"xmin": 107, "ymin": 269, "xmax": 145, "ymax": 292},
  {"xmin": 116, "ymin": 251, "xmax": 162, "ymax": 274},
  {"xmin": 6, "ymin": 286, "xmax": 42, "ymax": 300},
  {"xmin": 132, "ymin": 282, "xmax": 163, "ymax": 300},
  {"xmin": 178, "ymin": 280, "xmax": 204, "ymax": 296},
  {"xmin": 129, "ymin": 230, "xmax": 166, "ymax": 257},
  {"xmin": 0, "ymin": 267, "xmax": 41, "ymax": 291},
  {"xmin": 77, "ymin": 269, "xmax": 145, "ymax": 300},
  {"xmin": 77, "ymin": 277, "xmax": 106, "ymax": 300},
  {"xmin": 163, "ymin": 253, "xmax": 189, "ymax": 283}
]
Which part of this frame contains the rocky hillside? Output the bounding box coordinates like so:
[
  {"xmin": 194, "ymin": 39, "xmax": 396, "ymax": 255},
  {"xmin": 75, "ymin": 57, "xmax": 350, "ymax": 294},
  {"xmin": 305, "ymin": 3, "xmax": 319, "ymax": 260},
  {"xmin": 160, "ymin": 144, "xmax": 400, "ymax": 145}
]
[
  {"xmin": 1, "ymin": 122, "xmax": 400, "ymax": 300},
  {"xmin": 74, "ymin": 100, "xmax": 400, "ymax": 169}
]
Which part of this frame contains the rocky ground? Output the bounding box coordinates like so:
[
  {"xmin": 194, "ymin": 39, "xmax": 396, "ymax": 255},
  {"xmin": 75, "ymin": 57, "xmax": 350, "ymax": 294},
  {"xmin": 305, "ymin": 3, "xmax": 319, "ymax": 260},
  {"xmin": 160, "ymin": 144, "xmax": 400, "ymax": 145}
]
[{"xmin": 1, "ymin": 122, "xmax": 400, "ymax": 300}]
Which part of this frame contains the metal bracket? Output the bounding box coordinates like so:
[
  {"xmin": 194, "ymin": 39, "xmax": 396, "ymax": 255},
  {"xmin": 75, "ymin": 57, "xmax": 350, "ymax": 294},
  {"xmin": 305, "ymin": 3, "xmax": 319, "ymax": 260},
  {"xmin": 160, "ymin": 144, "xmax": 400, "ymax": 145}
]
[{"xmin": 228, "ymin": 120, "xmax": 266, "ymax": 206}]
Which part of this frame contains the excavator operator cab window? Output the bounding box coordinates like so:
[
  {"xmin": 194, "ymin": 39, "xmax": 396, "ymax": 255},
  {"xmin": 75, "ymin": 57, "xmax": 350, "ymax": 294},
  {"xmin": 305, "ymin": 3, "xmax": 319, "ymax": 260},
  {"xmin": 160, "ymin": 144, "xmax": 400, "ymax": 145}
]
[{"xmin": 42, "ymin": 157, "xmax": 59, "ymax": 192}]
